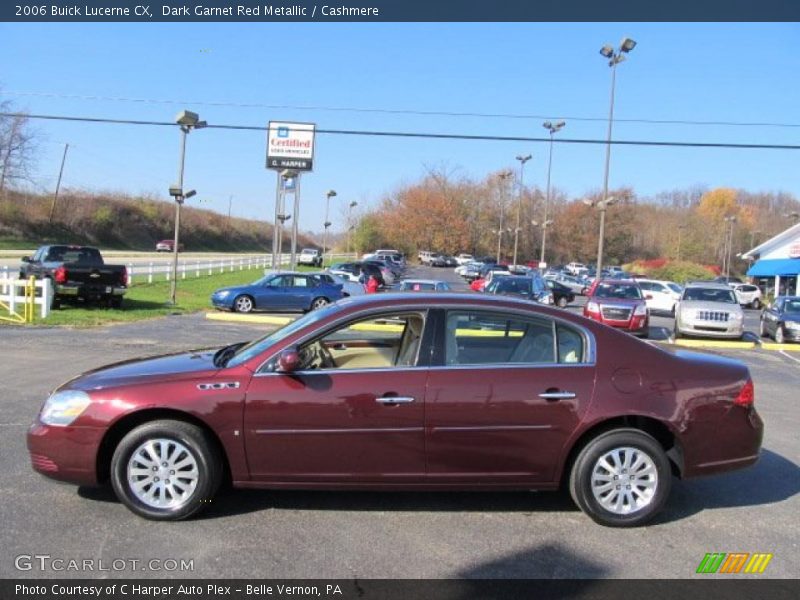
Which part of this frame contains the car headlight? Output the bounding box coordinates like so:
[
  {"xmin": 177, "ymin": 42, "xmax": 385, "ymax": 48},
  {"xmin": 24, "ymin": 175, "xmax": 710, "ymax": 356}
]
[
  {"xmin": 633, "ymin": 303, "xmax": 648, "ymax": 316},
  {"xmin": 40, "ymin": 390, "xmax": 91, "ymax": 426},
  {"xmin": 784, "ymin": 321, "xmax": 800, "ymax": 330},
  {"xmin": 731, "ymin": 312, "xmax": 744, "ymax": 321},
  {"xmin": 215, "ymin": 290, "xmax": 231, "ymax": 299}
]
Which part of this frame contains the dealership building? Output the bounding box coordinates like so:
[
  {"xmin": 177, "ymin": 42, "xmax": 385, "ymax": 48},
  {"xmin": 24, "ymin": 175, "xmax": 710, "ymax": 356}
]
[{"xmin": 742, "ymin": 221, "xmax": 800, "ymax": 297}]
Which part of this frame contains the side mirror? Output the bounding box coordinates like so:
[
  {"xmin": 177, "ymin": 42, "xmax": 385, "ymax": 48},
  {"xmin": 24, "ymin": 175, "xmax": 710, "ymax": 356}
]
[
  {"xmin": 21, "ymin": 256, "xmax": 31, "ymax": 263},
  {"xmin": 645, "ymin": 294, "xmax": 653, "ymax": 300},
  {"xmin": 276, "ymin": 348, "xmax": 301, "ymax": 373}
]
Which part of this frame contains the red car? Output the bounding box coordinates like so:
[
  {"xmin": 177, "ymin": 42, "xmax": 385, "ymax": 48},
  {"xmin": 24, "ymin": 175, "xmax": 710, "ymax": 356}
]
[
  {"xmin": 28, "ymin": 293, "xmax": 762, "ymax": 526},
  {"xmin": 584, "ymin": 279, "xmax": 650, "ymax": 337}
]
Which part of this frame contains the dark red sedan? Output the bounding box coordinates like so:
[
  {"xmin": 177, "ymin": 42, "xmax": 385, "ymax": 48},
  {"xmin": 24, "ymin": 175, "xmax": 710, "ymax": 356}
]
[{"xmin": 28, "ymin": 293, "xmax": 762, "ymax": 526}]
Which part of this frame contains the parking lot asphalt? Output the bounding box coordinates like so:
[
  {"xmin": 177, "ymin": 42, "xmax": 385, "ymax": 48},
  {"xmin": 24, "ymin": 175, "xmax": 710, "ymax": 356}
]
[{"xmin": 1, "ymin": 265, "xmax": 798, "ymax": 579}]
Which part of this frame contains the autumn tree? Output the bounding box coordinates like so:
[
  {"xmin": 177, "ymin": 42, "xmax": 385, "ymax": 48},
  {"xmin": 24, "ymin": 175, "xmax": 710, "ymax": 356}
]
[{"xmin": 0, "ymin": 96, "xmax": 37, "ymax": 197}]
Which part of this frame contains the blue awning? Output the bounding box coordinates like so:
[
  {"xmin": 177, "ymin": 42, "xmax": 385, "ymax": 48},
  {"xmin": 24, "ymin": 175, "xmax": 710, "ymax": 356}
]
[{"xmin": 747, "ymin": 258, "xmax": 800, "ymax": 277}]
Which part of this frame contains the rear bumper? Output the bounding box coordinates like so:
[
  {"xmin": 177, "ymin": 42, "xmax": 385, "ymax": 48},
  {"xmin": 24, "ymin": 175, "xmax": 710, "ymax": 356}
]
[
  {"xmin": 27, "ymin": 421, "xmax": 103, "ymax": 486},
  {"xmin": 56, "ymin": 284, "xmax": 127, "ymax": 297},
  {"xmin": 682, "ymin": 407, "xmax": 763, "ymax": 478}
]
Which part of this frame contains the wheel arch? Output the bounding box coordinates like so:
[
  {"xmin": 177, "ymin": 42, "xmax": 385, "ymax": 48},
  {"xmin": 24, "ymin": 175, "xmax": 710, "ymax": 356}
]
[
  {"xmin": 96, "ymin": 408, "xmax": 232, "ymax": 486},
  {"xmin": 559, "ymin": 415, "xmax": 683, "ymax": 488}
]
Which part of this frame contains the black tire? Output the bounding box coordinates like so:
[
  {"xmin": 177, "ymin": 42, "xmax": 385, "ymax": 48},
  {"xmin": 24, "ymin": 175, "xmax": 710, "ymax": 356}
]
[
  {"xmin": 775, "ymin": 325, "xmax": 785, "ymax": 344},
  {"xmin": 568, "ymin": 429, "xmax": 672, "ymax": 527},
  {"xmin": 557, "ymin": 296, "xmax": 568, "ymax": 308},
  {"xmin": 673, "ymin": 320, "xmax": 681, "ymax": 339},
  {"xmin": 751, "ymin": 299, "xmax": 761, "ymax": 310},
  {"xmin": 110, "ymin": 419, "xmax": 222, "ymax": 521},
  {"xmin": 232, "ymin": 294, "xmax": 254, "ymax": 313},
  {"xmin": 759, "ymin": 319, "xmax": 768, "ymax": 338}
]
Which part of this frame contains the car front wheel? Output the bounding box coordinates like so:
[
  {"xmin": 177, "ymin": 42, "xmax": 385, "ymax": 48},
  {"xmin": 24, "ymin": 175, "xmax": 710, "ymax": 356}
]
[
  {"xmin": 110, "ymin": 420, "xmax": 222, "ymax": 521},
  {"xmin": 751, "ymin": 299, "xmax": 761, "ymax": 310},
  {"xmin": 233, "ymin": 295, "xmax": 254, "ymax": 313},
  {"xmin": 569, "ymin": 429, "xmax": 671, "ymax": 527},
  {"xmin": 775, "ymin": 326, "xmax": 785, "ymax": 344},
  {"xmin": 759, "ymin": 319, "xmax": 768, "ymax": 338},
  {"xmin": 557, "ymin": 296, "xmax": 568, "ymax": 308}
]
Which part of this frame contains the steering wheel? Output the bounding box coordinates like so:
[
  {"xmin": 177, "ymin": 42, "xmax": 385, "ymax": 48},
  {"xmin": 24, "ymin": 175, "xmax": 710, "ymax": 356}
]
[{"xmin": 317, "ymin": 343, "xmax": 337, "ymax": 369}]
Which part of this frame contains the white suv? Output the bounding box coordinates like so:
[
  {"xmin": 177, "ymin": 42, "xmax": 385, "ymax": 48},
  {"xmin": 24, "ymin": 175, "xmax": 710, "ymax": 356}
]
[
  {"xmin": 298, "ymin": 248, "xmax": 322, "ymax": 267},
  {"xmin": 674, "ymin": 282, "xmax": 744, "ymax": 339},
  {"xmin": 637, "ymin": 279, "xmax": 683, "ymax": 315},
  {"xmin": 731, "ymin": 283, "xmax": 763, "ymax": 309}
]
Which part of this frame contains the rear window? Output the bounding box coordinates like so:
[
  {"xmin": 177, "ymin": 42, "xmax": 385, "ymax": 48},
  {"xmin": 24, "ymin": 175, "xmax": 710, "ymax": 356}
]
[{"xmin": 45, "ymin": 246, "xmax": 103, "ymax": 264}]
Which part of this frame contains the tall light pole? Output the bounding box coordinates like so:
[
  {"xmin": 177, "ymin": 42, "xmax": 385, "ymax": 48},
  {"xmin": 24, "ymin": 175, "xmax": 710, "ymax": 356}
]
[
  {"xmin": 169, "ymin": 110, "xmax": 205, "ymax": 305},
  {"xmin": 322, "ymin": 189, "xmax": 337, "ymax": 265},
  {"xmin": 723, "ymin": 215, "xmax": 737, "ymax": 278},
  {"xmin": 596, "ymin": 37, "xmax": 636, "ymax": 275},
  {"xmin": 347, "ymin": 200, "xmax": 358, "ymax": 255},
  {"xmin": 496, "ymin": 171, "xmax": 513, "ymax": 263},
  {"xmin": 512, "ymin": 154, "xmax": 532, "ymax": 266},
  {"xmin": 676, "ymin": 224, "xmax": 687, "ymax": 261},
  {"xmin": 541, "ymin": 121, "xmax": 565, "ymax": 265}
]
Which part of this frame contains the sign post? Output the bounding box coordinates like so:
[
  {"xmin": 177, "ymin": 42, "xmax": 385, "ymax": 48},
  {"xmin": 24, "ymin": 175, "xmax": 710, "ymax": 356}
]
[{"xmin": 266, "ymin": 122, "xmax": 315, "ymax": 270}]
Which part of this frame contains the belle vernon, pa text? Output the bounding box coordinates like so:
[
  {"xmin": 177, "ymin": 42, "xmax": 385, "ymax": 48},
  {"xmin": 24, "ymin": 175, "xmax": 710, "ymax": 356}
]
[{"xmin": 16, "ymin": 584, "xmax": 344, "ymax": 597}]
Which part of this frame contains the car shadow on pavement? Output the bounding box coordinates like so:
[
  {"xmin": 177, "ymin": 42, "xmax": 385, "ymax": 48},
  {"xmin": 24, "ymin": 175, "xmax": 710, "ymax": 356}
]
[
  {"xmin": 457, "ymin": 542, "xmax": 609, "ymax": 580},
  {"xmin": 655, "ymin": 448, "xmax": 799, "ymax": 523}
]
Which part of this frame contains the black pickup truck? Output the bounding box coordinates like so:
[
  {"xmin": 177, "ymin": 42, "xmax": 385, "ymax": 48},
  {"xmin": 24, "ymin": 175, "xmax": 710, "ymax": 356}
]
[{"xmin": 19, "ymin": 245, "xmax": 128, "ymax": 308}]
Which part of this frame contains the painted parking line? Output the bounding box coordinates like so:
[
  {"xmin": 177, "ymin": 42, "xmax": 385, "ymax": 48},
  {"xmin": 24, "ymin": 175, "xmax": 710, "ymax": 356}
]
[
  {"xmin": 671, "ymin": 339, "xmax": 757, "ymax": 350},
  {"xmin": 760, "ymin": 342, "xmax": 800, "ymax": 352},
  {"xmin": 205, "ymin": 312, "xmax": 293, "ymax": 325}
]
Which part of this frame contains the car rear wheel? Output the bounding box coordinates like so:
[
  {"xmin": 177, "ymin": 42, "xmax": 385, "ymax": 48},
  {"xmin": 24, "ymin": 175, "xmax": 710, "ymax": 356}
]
[
  {"xmin": 751, "ymin": 299, "xmax": 761, "ymax": 310},
  {"xmin": 775, "ymin": 326, "xmax": 785, "ymax": 344},
  {"xmin": 110, "ymin": 420, "xmax": 222, "ymax": 521},
  {"xmin": 759, "ymin": 319, "xmax": 768, "ymax": 338},
  {"xmin": 557, "ymin": 296, "xmax": 568, "ymax": 308},
  {"xmin": 311, "ymin": 297, "xmax": 329, "ymax": 310},
  {"xmin": 673, "ymin": 320, "xmax": 681, "ymax": 339},
  {"xmin": 569, "ymin": 429, "xmax": 671, "ymax": 527},
  {"xmin": 233, "ymin": 295, "xmax": 254, "ymax": 313}
]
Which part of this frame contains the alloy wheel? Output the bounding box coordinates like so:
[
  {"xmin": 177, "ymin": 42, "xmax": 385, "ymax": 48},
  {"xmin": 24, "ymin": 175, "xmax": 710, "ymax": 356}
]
[
  {"xmin": 234, "ymin": 295, "xmax": 253, "ymax": 313},
  {"xmin": 126, "ymin": 439, "xmax": 199, "ymax": 510},
  {"xmin": 590, "ymin": 446, "xmax": 658, "ymax": 515}
]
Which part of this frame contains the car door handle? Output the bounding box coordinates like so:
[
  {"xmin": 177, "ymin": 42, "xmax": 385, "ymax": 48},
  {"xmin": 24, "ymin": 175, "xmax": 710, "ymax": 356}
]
[
  {"xmin": 538, "ymin": 390, "xmax": 577, "ymax": 401},
  {"xmin": 375, "ymin": 396, "xmax": 415, "ymax": 404}
]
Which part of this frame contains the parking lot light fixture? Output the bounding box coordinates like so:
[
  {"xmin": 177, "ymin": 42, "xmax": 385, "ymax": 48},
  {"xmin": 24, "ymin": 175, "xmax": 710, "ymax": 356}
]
[
  {"xmin": 347, "ymin": 201, "xmax": 358, "ymax": 255},
  {"xmin": 541, "ymin": 120, "xmax": 565, "ymax": 265},
  {"xmin": 323, "ymin": 190, "xmax": 337, "ymax": 264},
  {"xmin": 513, "ymin": 155, "xmax": 532, "ymax": 265},
  {"xmin": 168, "ymin": 110, "xmax": 203, "ymax": 306},
  {"xmin": 596, "ymin": 37, "xmax": 636, "ymax": 276}
]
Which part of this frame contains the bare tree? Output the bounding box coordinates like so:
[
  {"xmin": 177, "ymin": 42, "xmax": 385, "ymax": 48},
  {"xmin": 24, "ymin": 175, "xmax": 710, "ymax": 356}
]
[{"xmin": 0, "ymin": 97, "xmax": 37, "ymax": 197}]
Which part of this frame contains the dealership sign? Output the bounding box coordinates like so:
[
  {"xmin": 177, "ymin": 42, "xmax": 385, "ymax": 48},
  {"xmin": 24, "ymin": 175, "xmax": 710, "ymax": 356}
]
[{"xmin": 266, "ymin": 121, "xmax": 315, "ymax": 171}]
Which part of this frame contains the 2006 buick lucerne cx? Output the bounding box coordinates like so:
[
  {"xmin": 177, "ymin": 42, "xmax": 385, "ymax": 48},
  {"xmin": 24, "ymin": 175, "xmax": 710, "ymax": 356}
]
[{"xmin": 28, "ymin": 293, "xmax": 763, "ymax": 527}]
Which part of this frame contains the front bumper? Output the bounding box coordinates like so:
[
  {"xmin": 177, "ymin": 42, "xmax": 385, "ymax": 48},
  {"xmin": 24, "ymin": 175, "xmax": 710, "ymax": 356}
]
[
  {"xmin": 679, "ymin": 319, "xmax": 744, "ymax": 338},
  {"xmin": 27, "ymin": 421, "xmax": 104, "ymax": 486},
  {"xmin": 211, "ymin": 295, "xmax": 235, "ymax": 310}
]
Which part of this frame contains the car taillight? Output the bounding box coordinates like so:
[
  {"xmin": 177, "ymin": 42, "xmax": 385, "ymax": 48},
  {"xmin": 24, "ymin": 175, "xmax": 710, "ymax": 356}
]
[
  {"xmin": 734, "ymin": 379, "xmax": 754, "ymax": 407},
  {"xmin": 120, "ymin": 266, "xmax": 128, "ymax": 286},
  {"xmin": 54, "ymin": 265, "xmax": 67, "ymax": 284}
]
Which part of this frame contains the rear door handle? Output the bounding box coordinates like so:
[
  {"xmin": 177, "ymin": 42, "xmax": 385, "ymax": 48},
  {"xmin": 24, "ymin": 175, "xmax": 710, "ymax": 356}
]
[
  {"xmin": 538, "ymin": 390, "xmax": 577, "ymax": 401},
  {"xmin": 375, "ymin": 396, "xmax": 415, "ymax": 404}
]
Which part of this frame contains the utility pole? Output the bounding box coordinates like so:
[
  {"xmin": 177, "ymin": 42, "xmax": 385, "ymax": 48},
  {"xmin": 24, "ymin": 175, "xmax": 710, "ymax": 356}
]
[
  {"xmin": 48, "ymin": 143, "xmax": 70, "ymax": 223},
  {"xmin": 513, "ymin": 154, "xmax": 531, "ymax": 266}
]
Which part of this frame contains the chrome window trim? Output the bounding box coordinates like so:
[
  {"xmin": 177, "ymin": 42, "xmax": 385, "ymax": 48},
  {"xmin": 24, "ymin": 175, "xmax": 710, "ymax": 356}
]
[{"xmin": 252, "ymin": 301, "xmax": 597, "ymax": 375}]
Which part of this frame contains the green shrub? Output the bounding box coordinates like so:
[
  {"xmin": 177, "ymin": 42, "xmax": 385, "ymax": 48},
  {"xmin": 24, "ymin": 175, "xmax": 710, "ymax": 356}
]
[{"xmin": 649, "ymin": 261, "xmax": 715, "ymax": 285}]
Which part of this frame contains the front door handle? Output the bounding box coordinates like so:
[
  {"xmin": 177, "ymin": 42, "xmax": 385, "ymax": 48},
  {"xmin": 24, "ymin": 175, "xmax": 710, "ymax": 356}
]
[
  {"xmin": 538, "ymin": 390, "xmax": 577, "ymax": 401},
  {"xmin": 375, "ymin": 396, "xmax": 415, "ymax": 404}
]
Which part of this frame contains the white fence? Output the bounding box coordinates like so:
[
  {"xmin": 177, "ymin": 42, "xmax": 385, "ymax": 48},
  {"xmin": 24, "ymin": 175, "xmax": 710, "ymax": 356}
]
[
  {"xmin": 0, "ymin": 277, "xmax": 52, "ymax": 322},
  {"xmin": 0, "ymin": 253, "xmax": 358, "ymax": 289}
]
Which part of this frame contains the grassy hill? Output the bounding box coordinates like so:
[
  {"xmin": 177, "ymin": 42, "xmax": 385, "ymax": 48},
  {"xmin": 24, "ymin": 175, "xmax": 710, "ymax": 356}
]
[{"xmin": 0, "ymin": 189, "xmax": 316, "ymax": 251}]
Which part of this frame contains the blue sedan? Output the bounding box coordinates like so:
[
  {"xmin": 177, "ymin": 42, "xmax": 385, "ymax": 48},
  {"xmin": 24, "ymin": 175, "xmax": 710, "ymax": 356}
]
[{"xmin": 211, "ymin": 272, "xmax": 344, "ymax": 313}]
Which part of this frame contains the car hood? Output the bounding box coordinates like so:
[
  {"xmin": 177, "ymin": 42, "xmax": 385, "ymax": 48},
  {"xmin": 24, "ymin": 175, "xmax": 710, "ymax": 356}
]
[
  {"xmin": 213, "ymin": 285, "xmax": 251, "ymax": 295},
  {"xmin": 680, "ymin": 300, "xmax": 742, "ymax": 313},
  {"xmin": 780, "ymin": 312, "xmax": 800, "ymax": 323},
  {"xmin": 60, "ymin": 349, "xmax": 223, "ymax": 391}
]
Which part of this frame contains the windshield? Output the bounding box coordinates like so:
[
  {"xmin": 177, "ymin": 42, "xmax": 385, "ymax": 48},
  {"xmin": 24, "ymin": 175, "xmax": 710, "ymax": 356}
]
[
  {"xmin": 783, "ymin": 299, "xmax": 800, "ymax": 313},
  {"xmin": 593, "ymin": 283, "xmax": 642, "ymax": 299},
  {"xmin": 682, "ymin": 288, "xmax": 737, "ymax": 304},
  {"xmin": 667, "ymin": 283, "xmax": 683, "ymax": 294},
  {"xmin": 226, "ymin": 303, "xmax": 340, "ymax": 368}
]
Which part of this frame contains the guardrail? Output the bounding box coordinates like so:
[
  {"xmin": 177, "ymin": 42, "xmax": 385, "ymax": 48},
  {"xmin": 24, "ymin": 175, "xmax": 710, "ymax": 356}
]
[{"xmin": 0, "ymin": 277, "xmax": 52, "ymax": 323}]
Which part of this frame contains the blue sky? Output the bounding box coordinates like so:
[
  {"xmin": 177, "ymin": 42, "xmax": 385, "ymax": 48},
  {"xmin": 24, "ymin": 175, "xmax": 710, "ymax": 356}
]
[{"xmin": 2, "ymin": 22, "xmax": 799, "ymax": 232}]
